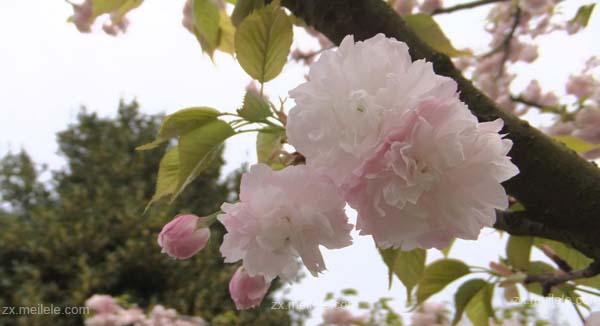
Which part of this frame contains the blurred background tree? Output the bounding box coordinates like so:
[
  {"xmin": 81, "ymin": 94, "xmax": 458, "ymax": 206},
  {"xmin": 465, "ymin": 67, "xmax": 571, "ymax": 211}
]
[{"xmin": 0, "ymin": 101, "xmax": 305, "ymax": 326}]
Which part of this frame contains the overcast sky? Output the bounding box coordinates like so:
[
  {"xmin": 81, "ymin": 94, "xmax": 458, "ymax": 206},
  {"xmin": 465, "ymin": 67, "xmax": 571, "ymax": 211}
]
[{"xmin": 0, "ymin": 0, "xmax": 598, "ymax": 325}]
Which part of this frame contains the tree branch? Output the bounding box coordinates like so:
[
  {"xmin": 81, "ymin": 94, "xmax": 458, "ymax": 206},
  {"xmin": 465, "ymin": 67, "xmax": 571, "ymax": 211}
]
[
  {"xmin": 279, "ymin": 0, "xmax": 600, "ymax": 259},
  {"xmin": 432, "ymin": 0, "xmax": 508, "ymax": 16},
  {"xmin": 524, "ymin": 261, "xmax": 600, "ymax": 296}
]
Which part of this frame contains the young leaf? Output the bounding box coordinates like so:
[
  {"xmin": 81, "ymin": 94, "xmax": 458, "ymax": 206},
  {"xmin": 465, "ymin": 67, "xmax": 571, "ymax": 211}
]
[
  {"xmin": 378, "ymin": 248, "xmax": 427, "ymax": 302},
  {"xmin": 147, "ymin": 147, "xmax": 179, "ymax": 208},
  {"xmin": 256, "ymin": 127, "xmax": 284, "ymax": 166},
  {"xmin": 136, "ymin": 107, "xmax": 220, "ymax": 150},
  {"xmin": 452, "ymin": 278, "xmax": 488, "ymax": 325},
  {"xmin": 404, "ymin": 14, "xmax": 470, "ymax": 57},
  {"xmin": 193, "ymin": 0, "xmax": 221, "ymax": 54},
  {"xmin": 218, "ymin": 10, "xmax": 236, "ymax": 54},
  {"xmin": 231, "ymin": 0, "xmax": 265, "ymax": 27},
  {"xmin": 465, "ymin": 283, "xmax": 495, "ymax": 326},
  {"xmin": 238, "ymin": 91, "xmax": 271, "ymax": 122},
  {"xmin": 234, "ymin": 0, "xmax": 293, "ymax": 82},
  {"xmin": 571, "ymin": 4, "xmax": 596, "ymax": 27},
  {"xmin": 175, "ymin": 120, "xmax": 235, "ymax": 198},
  {"xmin": 506, "ymin": 236, "xmax": 533, "ymax": 270},
  {"xmin": 416, "ymin": 259, "xmax": 469, "ymax": 304}
]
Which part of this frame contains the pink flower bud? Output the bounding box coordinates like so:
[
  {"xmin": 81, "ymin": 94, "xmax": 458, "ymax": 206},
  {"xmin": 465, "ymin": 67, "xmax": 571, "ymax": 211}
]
[
  {"xmin": 566, "ymin": 74, "xmax": 596, "ymax": 99},
  {"xmin": 158, "ymin": 214, "xmax": 210, "ymax": 259},
  {"xmin": 523, "ymin": 80, "xmax": 542, "ymax": 102},
  {"xmin": 72, "ymin": 0, "xmax": 94, "ymax": 33},
  {"xmin": 229, "ymin": 267, "xmax": 271, "ymax": 310},
  {"xmin": 85, "ymin": 294, "xmax": 121, "ymax": 314},
  {"xmin": 419, "ymin": 0, "xmax": 442, "ymax": 14},
  {"xmin": 394, "ymin": 0, "xmax": 415, "ymax": 16}
]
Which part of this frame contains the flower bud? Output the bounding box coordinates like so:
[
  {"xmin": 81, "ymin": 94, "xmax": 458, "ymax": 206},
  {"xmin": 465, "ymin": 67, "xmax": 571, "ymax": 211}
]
[
  {"xmin": 158, "ymin": 214, "xmax": 210, "ymax": 259},
  {"xmin": 229, "ymin": 267, "xmax": 271, "ymax": 310}
]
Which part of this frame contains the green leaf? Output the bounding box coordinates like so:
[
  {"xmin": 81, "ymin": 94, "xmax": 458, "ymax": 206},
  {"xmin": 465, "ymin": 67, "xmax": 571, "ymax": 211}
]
[
  {"xmin": 231, "ymin": 0, "xmax": 265, "ymax": 27},
  {"xmin": 175, "ymin": 120, "xmax": 235, "ymax": 198},
  {"xmin": 324, "ymin": 292, "xmax": 334, "ymax": 301},
  {"xmin": 453, "ymin": 279, "xmax": 488, "ymax": 325},
  {"xmin": 534, "ymin": 238, "xmax": 600, "ymax": 289},
  {"xmin": 553, "ymin": 135, "xmax": 600, "ymax": 153},
  {"xmin": 238, "ymin": 91, "xmax": 271, "ymax": 122},
  {"xmin": 416, "ymin": 259, "xmax": 469, "ymax": 304},
  {"xmin": 256, "ymin": 127, "xmax": 284, "ymax": 167},
  {"xmin": 506, "ymin": 236, "xmax": 533, "ymax": 270},
  {"xmin": 234, "ymin": 0, "xmax": 293, "ymax": 82},
  {"xmin": 218, "ymin": 11, "xmax": 236, "ymax": 54},
  {"xmin": 404, "ymin": 14, "xmax": 471, "ymax": 57},
  {"xmin": 571, "ymin": 4, "xmax": 596, "ymax": 27},
  {"xmin": 465, "ymin": 283, "xmax": 495, "ymax": 326},
  {"xmin": 341, "ymin": 288, "xmax": 358, "ymax": 296},
  {"xmin": 193, "ymin": 0, "xmax": 221, "ymax": 54},
  {"xmin": 136, "ymin": 107, "xmax": 220, "ymax": 150},
  {"xmin": 92, "ymin": 0, "xmax": 127, "ymax": 16},
  {"xmin": 379, "ymin": 248, "xmax": 426, "ymax": 303},
  {"xmin": 147, "ymin": 147, "xmax": 179, "ymax": 208}
]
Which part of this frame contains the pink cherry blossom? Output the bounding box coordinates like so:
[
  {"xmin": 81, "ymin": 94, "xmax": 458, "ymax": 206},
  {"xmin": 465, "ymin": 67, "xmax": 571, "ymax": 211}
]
[
  {"xmin": 219, "ymin": 164, "xmax": 353, "ymax": 281},
  {"xmin": 287, "ymin": 34, "xmax": 517, "ymax": 250},
  {"xmin": 322, "ymin": 307, "xmax": 367, "ymax": 325},
  {"xmin": 523, "ymin": 80, "xmax": 542, "ymax": 102},
  {"xmin": 71, "ymin": 0, "xmax": 94, "ymax": 33},
  {"xmin": 158, "ymin": 214, "xmax": 211, "ymax": 259},
  {"xmin": 419, "ymin": 0, "xmax": 443, "ymax": 15},
  {"xmin": 394, "ymin": 0, "xmax": 415, "ymax": 16},
  {"xmin": 411, "ymin": 302, "xmax": 449, "ymax": 326},
  {"xmin": 343, "ymin": 99, "xmax": 517, "ymax": 249},
  {"xmin": 85, "ymin": 295, "xmax": 121, "ymax": 314},
  {"xmin": 229, "ymin": 266, "xmax": 271, "ymax": 310},
  {"xmin": 573, "ymin": 107, "xmax": 600, "ymax": 143},
  {"xmin": 586, "ymin": 311, "xmax": 600, "ymax": 326},
  {"xmin": 566, "ymin": 74, "xmax": 597, "ymax": 99}
]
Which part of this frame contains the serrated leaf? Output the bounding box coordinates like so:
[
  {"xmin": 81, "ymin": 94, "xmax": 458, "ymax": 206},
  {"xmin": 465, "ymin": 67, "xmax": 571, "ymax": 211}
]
[
  {"xmin": 404, "ymin": 14, "xmax": 471, "ymax": 57},
  {"xmin": 571, "ymin": 4, "xmax": 596, "ymax": 27},
  {"xmin": 238, "ymin": 91, "xmax": 271, "ymax": 122},
  {"xmin": 465, "ymin": 283, "xmax": 495, "ymax": 326},
  {"xmin": 453, "ymin": 279, "xmax": 488, "ymax": 325},
  {"xmin": 379, "ymin": 247, "xmax": 426, "ymax": 303},
  {"xmin": 506, "ymin": 236, "xmax": 533, "ymax": 270},
  {"xmin": 175, "ymin": 120, "xmax": 234, "ymax": 198},
  {"xmin": 417, "ymin": 259, "xmax": 469, "ymax": 304},
  {"xmin": 136, "ymin": 107, "xmax": 220, "ymax": 150},
  {"xmin": 256, "ymin": 127, "xmax": 284, "ymax": 166},
  {"xmin": 234, "ymin": 0, "xmax": 293, "ymax": 82},
  {"xmin": 553, "ymin": 135, "xmax": 600, "ymax": 153},
  {"xmin": 231, "ymin": 0, "xmax": 265, "ymax": 27},
  {"xmin": 193, "ymin": 0, "xmax": 220, "ymax": 55},
  {"xmin": 147, "ymin": 147, "xmax": 179, "ymax": 208}
]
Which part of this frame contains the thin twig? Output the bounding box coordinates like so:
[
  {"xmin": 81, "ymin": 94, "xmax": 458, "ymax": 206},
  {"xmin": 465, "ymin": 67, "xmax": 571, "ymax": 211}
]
[
  {"xmin": 432, "ymin": 0, "xmax": 508, "ymax": 15},
  {"xmin": 497, "ymin": 6, "xmax": 521, "ymax": 77},
  {"xmin": 524, "ymin": 261, "xmax": 600, "ymax": 296}
]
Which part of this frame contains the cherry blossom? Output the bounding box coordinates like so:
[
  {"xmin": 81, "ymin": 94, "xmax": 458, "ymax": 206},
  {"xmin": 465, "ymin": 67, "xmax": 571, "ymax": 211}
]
[
  {"xmin": 322, "ymin": 307, "xmax": 368, "ymax": 326},
  {"xmin": 158, "ymin": 214, "xmax": 211, "ymax": 259},
  {"xmin": 229, "ymin": 266, "xmax": 271, "ymax": 310},
  {"xmin": 218, "ymin": 164, "xmax": 353, "ymax": 281}
]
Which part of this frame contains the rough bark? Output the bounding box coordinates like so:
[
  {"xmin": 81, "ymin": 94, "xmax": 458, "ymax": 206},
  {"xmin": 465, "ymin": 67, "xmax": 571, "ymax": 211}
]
[{"xmin": 278, "ymin": 0, "xmax": 600, "ymax": 259}]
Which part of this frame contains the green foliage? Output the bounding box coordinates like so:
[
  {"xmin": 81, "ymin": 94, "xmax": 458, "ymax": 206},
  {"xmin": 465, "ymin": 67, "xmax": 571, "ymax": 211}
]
[
  {"xmin": 148, "ymin": 147, "xmax": 179, "ymax": 206},
  {"xmin": 234, "ymin": 0, "xmax": 293, "ymax": 82},
  {"xmin": 416, "ymin": 259, "xmax": 470, "ymax": 304},
  {"xmin": 231, "ymin": 0, "xmax": 265, "ymax": 27},
  {"xmin": 0, "ymin": 101, "xmax": 302, "ymax": 326},
  {"xmin": 256, "ymin": 127, "xmax": 285, "ymax": 168},
  {"xmin": 379, "ymin": 247, "xmax": 426, "ymax": 303},
  {"xmin": 404, "ymin": 14, "xmax": 470, "ymax": 57},
  {"xmin": 193, "ymin": 0, "xmax": 221, "ymax": 54},
  {"xmin": 176, "ymin": 120, "xmax": 235, "ymax": 199},
  {"xmin": 136, "ymin": 107, "xmax": 220, "ymax": 150},
  {"xmin": 465, "ymin": 283, "xmax": 495, "ymax": 326},
  {"xmin": 238, "ymin": 90, "xmax": 272, "ymax": 122},
  {"xmin": 452, "ymin": 279, "xmax": 489, "ymax": 325},
  {"xmin": 571, "ymin": 3, "xmax": 596, "ymax": 27},
  {"xmin": 92, "ymin": 0, "xmax": 143, "ymax": 18},
  {"xmin": 506, "ymin": 236, "xmax": 533, "ymax": 270}
]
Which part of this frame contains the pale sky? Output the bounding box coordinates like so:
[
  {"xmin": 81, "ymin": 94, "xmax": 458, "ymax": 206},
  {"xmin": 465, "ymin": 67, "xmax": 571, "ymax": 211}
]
[{"xmin": 0, "ymin": 0, "xmax": 598, "ymax": 325}]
